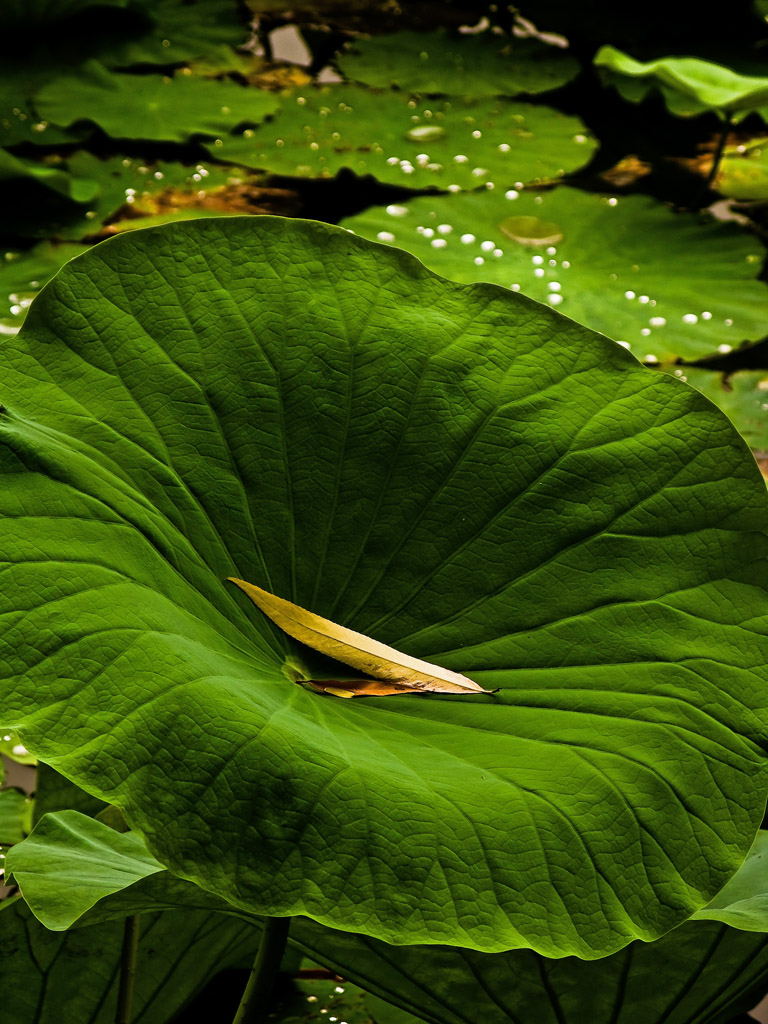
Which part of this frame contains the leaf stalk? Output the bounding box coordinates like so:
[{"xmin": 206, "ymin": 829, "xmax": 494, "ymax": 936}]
[
  {"xmin": 233, "ymin": 916, "xmax": 291, "ymax": 1024},
  {"xmin": 115, "ymin": 914, "xmax": 141, "ymax": 1024}
]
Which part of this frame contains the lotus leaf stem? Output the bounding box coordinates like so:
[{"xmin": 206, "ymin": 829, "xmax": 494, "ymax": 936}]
[
  {"xmin": 116, "ymin": 914, "xmax": 141, "ymax": 1024},
  {"xmin": 233, "ymin": 917, "xmax": 291, "ymax": 1024}
]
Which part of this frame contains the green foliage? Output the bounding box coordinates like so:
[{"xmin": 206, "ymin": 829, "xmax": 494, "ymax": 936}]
[
  {"xmin": 336, "ymin": 31, "xmax": 579, "ymax": 96},
  {"xmin": 594, "ymin": 46, "xmax": 768, "ymax": 119},
  {"xmin": 1, "ymin": 219, "xmax": 768, "ymax": 962},
  {"xmin": 36, "ymin": 62, "xmax": 280, "ymax": 144},
  {"xmin": 342, "ymin": 188, "xmax": 768, "ymax": 363},
  {"xmin": 210, "ymin": 87, "xmax": 596, "ymax": 188},
  {"xmin": 0, "ymin": 788, "xmax": 32, "ymax": 845},
  {"xmin": 0, "ymin": 895, "xmax": 259, "ymax": 1024},
  {"xmin": 673, "ymin": 369, "xmax": 768, "ymax": 451}
]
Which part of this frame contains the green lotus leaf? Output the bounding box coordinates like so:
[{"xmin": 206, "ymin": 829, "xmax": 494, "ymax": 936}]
[
  {"xmin": 290, "ymin": 918, "xmax": 768, "ymax": 1024},
  {"xmin": 692, "ymin": 830, "xmax": 768, "ymax": 930},
  {"xmin": 6, "ymin": 810, "xmax": 239, "ymax": 929},
  {"xmin": 2, "ymin": 218, "xmax": 768, "ymax": 958},
  {"xmin": 670, "ymin": 368, "xmax": 768, "ymax": 453},
  {"xmin": 594, "ymin": 46, "xmax": 768, "ymax": 119},
  {"xmin": 0, "ymin": 787, "xmax": 32, "ymax": 846},
  {"xmin": 0, "ymin": 894, "xmax": 259, "ymax": 1024},
  {"xmin": 0, "ymin": 242, "xmax": 89, "ymax": 336},
  {"xmin": 341, "ymin": 188, "xmax": 768, "ymax": 362},
  {"xmin": 336, "ymin": 30, "xmax": 579, "ymax": 97},
  {"xmin": 0, "ymin": 147, "xmax": 98, "ymax": 204},
  {"xmin": 44, "ymin": 153, "xmax": 258, "ymax": 240},
  {"xmin": 32, "ymin": 763, "xmax": 107, "ymax": 823},
  {"xmin": 716, "ymin": 139, "xmax": 768, "ymax": 199},
  {"xmin": 209, "ymin": 86, "xmax": 596, "ymax": 189},
  {"xmin": 12, "ymin": 810, "xmax": 768, "ymax": 1024},
  {"xmin": 35, "ymin": 62, "xmax": 280, "ymax": 144}
]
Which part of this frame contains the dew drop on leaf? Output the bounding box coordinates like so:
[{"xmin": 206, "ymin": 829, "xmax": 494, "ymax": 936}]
[{"xmin": 499, "ymin": 215, "xmax": 564, "ymax": 246}]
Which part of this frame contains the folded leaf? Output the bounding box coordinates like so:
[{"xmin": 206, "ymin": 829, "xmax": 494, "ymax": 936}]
[{"xmin": 228, "ymin": 578, "xmax": 490, "ymax": 695}]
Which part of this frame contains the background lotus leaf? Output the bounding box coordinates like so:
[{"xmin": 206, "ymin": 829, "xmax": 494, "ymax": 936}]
[
  {"xmin": 35, "ymin": 62, "xmax": 280, "ymax": 144},
  {"xmin": 671, "ymin": 368, "xmax": 768, "ymax": 454},
  {"xmin": 342, "ymin": 187, "xmax": 768, "ymax": 362},
  {"xmin": 594, "ymin": 47, "xmax": 768, "ymax": 118},
  {"xmin": 209, "ymin": 86, "xmax": 596, "ymax": 188},
  {"xmin": 1, "ymin": 218, "xmax": 768, "ymax": 959},
  {"xmin": 0, "ymin": 895, "xmax": 259, "ymax": 1024},
  {"xmin": 336, "ymin": 30, "xmax": 579, "ymax": 97}
]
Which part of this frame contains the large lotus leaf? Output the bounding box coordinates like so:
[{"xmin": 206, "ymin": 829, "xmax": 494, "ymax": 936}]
[
  {"xmin": 341, "ymin": 188, "xmax": 768, "ymax": 362},
  {"xmin": 669, "ymin": 368, "xmax": 768, "ymax": 453},
  {"xmin": 0, "ymin": 895, "xmax": 259, "ymax": 1024},
  {"xmin": 209, "ymin": 86, "xmax": 596, "ymax": 188},
  {"xmin": 336, "ymin": 30, "xmax": 579, "ymax": 97},
  {"xmin": 35, "ymin": 62, "xmax": 280, "ymax": 144},
  {"xmin": 289, "ymin": 918, "xmax": 768, "ymax": 1024},
  {"xmin": 594, "ymin": 46, "xmax": 768, "ymax": 117},
  {"xmin": 10, "ymin": 813, "xmax": 768, "ymax": 1024},
  {"xmin": 7, "ymin": 810, "xmax": 242, "ymax": 928},
  {"xmin": 0, "ymin": 242, "xmax": 89, "ymax": 336},
  {"xmin": 2, "ymin": 218, "xmax": 768, "ymax": 958}
]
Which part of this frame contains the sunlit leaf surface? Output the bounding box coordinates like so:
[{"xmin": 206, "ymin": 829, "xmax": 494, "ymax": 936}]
[{"xmin": 1, "ymin": 219, "xmax": 768, "ymax": 958}]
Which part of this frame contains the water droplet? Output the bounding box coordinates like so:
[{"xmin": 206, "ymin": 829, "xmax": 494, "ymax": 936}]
[
  {"xmin": 447, "ymin": 184, "xmax": 461, "ymax": 192},
  {"xmin": 453, "ymin": 154, "xmax": 468, "ymax": 163},
  {"xmin": 505, "ymin": 189, "xmax": 519, "ymax": 200},
  {"xmin": 511, "ymin": 283, "xmax": 521, "ymax": 291},
  {"xmin": 617, "ymin": 340, "xmax": 631, "ymax": 349},
  {"xmin": 548, "ymin": 259, "xmax": 557, "ymax": 267},
  {"xmin": 471, "ymin": 167, "xmax": 488, "ymax": 177},
  {"xmin": 624, "ymin": 290, "xmax": 636, "ymax": 300},
  {"xmin": 649, "ymin": 316, "xmax": 666, "ymax": 327},
  {"xmin": 607, "ymin": 197, "xmax": 618, "ymax": 206},
  {"xmin": 645, "ymin": 354, "xmax": 659, "ymax": 363},
  {"xmin": 405, "ymin": 125, "xmax": 446, "ymax": 142},
  {"xmin": 532, "ymin": 255, "xmax": 544, "ymax": 265},
  {"xmin": 548, "ymin": 282, "xmax": 561, "ymax": 292},
  {"xmin": 480, "ymin": 240, "xmax": 495, "ymax": 252},
  {"xmin": 718, "ymin": 343, "xmax": 733, "ymax": 353},
  {"xmin": 682, "ymin": 313, "xmax": 698, "ymax": 324},
  {"xmin": 214, "ymin": 139, "xmax": 223, "ymax": 147},
  {"xmin": 437, "ymin": 224, "xmax": 452, "ymax": 234},
  {"xmin": 386, "ymin": 205, "xmax": 408, "ymax": 217},
  {"xmin": 724, "ymin": 318, "xmax": 734, "ymax": 326},
  {"xmin": 561, "ymin": 260, "xmax": 571, "ymax": 269},
  {"xmin": 498, "ymin": 143, "xmax": 510, "ymax": 152},
  {"xmin": 474, "ymin": 256, "xmax": 485, "ymax": 265},
  {"xmin": 297, "ymin": 96, "xmax": 306, "ymax": 105},
  {"xmin": 493, "ymin": 248, "xmax": 503, "ymax": 257},
  {"xmin": 415, "ymin": 153, "xmax": 430, "ymax": 167},
  {"xmin": 546, "ymin": 246, "xmax": 557, "ymax": 255},
  {"xmin": 12, "ymin": 743, "xmax": 27, "ymax": 756},
  {"xmin": 422, "ymin": 227, "xmax": 434, "ymax": 238},
  {"xmin": 162, "ymin": 38, "xmax": 171, "ymax": 47},
  {"xmin": 85, "ymin": 210, "xmax": 96, "ymax": 220},
  {"xmin": 460, "ymin": 233, "xmax": 475, "ymax": 244},
  {"xmin": 548, "ymin": 293, "xmax": 563, "ymax": 305},
  {"xmin": 574, "ymin": 134, "xmax": 588, "ymax": 143},
  {"xmin": 431, "ymin": 238, "xmax": 447, "ymax": 248},
  {"xmin": 640, "ymin": 328, "xmax": 651, "ymax": 336},
  {"xmin": 534, "ymin": 267, "xmax": 545, "ymax": 278},
  {"xmin": 472, "ymin": 130, "xmax": 482, "ymax": 139},
  {"xmin": 701, "ymin": 311, "xmax": 712, "ymax": 320},
  {"xmin": 534, "ymin": 196, "xmax": 543, "ymax": 204},
  {"xmin": 500, "ymin": 216, "xmax": 563, "ymax": 247},
  {"xmin": 638, "ymin": 295, "xmax": 650, "ymax": 304},
  {"xmin": 377, "ymin": 231, "xmax": 395, "ymax": 242}
]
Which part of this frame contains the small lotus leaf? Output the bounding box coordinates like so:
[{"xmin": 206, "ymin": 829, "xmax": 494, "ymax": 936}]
[
  {"xmin": 337, "ymin": 30, "xmax": 579, "ymax": 97},
  {"xmin": 209, "ymin": 85, "xmax": 596, "ymax": 188}
]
